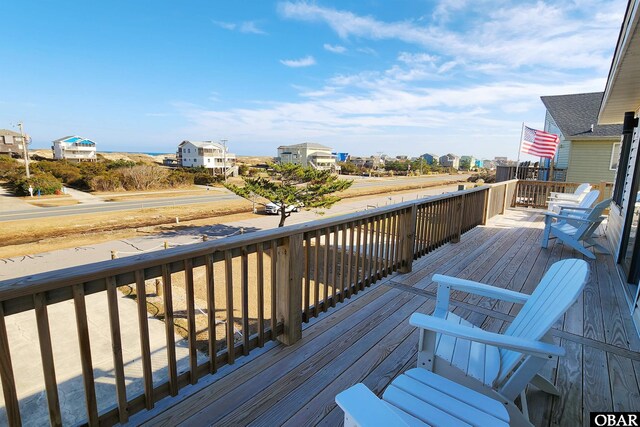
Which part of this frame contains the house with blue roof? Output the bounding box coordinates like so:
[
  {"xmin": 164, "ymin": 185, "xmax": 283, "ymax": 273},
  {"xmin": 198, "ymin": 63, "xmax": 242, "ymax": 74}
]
[{"xmin": 52, "ymin": 135, "xmax": 97, "ymax": 162}]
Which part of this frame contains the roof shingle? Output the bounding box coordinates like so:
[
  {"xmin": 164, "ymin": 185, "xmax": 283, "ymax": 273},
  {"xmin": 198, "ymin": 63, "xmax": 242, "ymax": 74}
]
[{"xmin": 540, "ymin": 92, "xmax": 622, "ymax": 139}]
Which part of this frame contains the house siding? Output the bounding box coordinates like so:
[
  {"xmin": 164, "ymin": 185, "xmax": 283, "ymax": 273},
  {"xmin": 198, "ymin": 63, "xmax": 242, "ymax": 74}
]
[{"xmin": 565, "ymin": 140, "xmax": 618, "ymax": 183}]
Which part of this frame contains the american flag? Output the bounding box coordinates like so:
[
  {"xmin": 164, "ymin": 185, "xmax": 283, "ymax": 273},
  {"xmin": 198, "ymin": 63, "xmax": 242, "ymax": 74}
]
[{"xmin": 520, "ymin": 126, "xmax": 560, "ymax": 159}]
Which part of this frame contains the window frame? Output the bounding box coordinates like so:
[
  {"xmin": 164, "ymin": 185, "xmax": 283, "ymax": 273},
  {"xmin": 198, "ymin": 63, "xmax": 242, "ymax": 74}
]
[{"xmin": 610, "ymin": 142, "xmax": 622, "ymax": 170}]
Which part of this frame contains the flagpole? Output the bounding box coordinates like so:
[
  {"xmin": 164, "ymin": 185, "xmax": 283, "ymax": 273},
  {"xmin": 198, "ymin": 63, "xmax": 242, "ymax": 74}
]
[{"xmin": 514, "ymin": 122, "xmax": 525, "ymax": 180}]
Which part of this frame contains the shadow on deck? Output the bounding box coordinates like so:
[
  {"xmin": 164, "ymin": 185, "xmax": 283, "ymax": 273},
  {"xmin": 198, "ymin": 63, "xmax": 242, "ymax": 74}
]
[{"xmin": 137, "ymin": 208, "xmax": 640, "ymax": 427}]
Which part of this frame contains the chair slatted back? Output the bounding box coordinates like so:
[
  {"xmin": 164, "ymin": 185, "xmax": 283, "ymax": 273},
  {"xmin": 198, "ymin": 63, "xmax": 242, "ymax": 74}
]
[
  {"xmin": 577, "ymin": 190, "xmax": 599, "ymax": 209},
  {"xmin": 497, "ymin": 259, "xmax": 589, "ymax": 383},
  {"xmin": 573, "ymin": 198, "xmax": 611, "ymax": 239},
  {"xmin": 573, "ymin": 183, "xmax": 591, "ymax": 196}
]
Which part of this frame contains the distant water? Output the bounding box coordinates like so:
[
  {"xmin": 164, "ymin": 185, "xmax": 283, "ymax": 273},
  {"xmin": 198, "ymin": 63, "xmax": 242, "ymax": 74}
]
[{"xmin": 100, "ymin": 150, "xmax": 171, "ymax": 156}]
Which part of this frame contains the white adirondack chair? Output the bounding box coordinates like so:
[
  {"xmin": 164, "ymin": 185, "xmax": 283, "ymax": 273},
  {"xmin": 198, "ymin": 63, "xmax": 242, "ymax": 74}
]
[
  {"xmin": 541, "ymin": 199, "xmax": 611, "ymax": 259},
  {"xmin": 411, "ymin": 259, "xmax": 589, "ymax": 423},
  {"xmin": 548, "ymin": 189, "xmax": 599, "ymax": 213},
  {"xmin": 336, "ymin": 369, "xmax": 510, "ymax": 427},
  {"xmin": 548, "ymin": 183, "xmax": 591, "ymax": 202}
]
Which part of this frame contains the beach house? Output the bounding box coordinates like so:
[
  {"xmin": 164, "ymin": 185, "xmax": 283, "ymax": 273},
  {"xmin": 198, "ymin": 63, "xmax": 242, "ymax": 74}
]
[
  {"xmin": 277, "ymin": 142, "xmax": 337, "ymax": 171},
  {"xmin": 52, "ymin": 136, "xmax": 97, "ymax": 162},
  {"xmin": 177, "ymin": 140, "xmax": 237, "ymax": 176}
]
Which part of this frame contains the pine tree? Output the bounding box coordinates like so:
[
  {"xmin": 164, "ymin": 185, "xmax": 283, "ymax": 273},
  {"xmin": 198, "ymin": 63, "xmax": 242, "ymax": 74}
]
[{"xmin": 225, "ymin": 164, "xmax": 353, "ymax": 227}]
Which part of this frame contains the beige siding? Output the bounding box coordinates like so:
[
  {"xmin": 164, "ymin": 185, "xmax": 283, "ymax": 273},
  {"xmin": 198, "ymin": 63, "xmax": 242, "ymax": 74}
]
[
  {"xmin": 606, "ymin": 204, "xmax": 625, "ymax": 258},
  {"xmin": 565, "ymin": 139, "xmax": 617, "ymax": 183}
]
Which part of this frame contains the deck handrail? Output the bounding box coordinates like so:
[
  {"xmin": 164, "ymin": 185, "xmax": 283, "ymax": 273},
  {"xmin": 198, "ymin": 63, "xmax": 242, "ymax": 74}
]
[
  {"xmin": 0, "ymin": 179, "xmax": 517, "ymax": 426},
  {"xmin": 513, "ymin": 180, "xmax": 613, "ymax": 209}
]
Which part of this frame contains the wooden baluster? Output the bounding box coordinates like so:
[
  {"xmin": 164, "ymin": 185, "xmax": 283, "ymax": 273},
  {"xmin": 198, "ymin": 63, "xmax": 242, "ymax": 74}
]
[
  {"xmin": 224, "ymin": 251, "xmax": 235, "ymax": 364},
  {"xmin": 323, "ymin": 228, "xmax": 330, "ymax": 311},
  {"xmin": 204, "ymin": 255, "xmax": 217, "ymax": 373},
  {"xmin": 161, "ymin": 265, "xmax": 179, "ymax": 393},
  {"xmin": 346, "ymin": 223, "xmax": 354, "ymax": 297},
  {"xmin": 304, "ymin": 234, "xmax": 311, "ymax": 322},
  {"xmin": 106, "ymin": 277, "xmax": 128, "ymax": 423},
  {"xmin": 369, "ymin": 218, "xmax": 376, "ymax": 283},
  {"xmin": 0, "ymin": 303, "xmax": 20, "ymax": 427},
  {"xmin": 183, "ymin": 260, "xmax": 198, "ymax": 384},
  {"xmin": 33, "ymin": 293, "xmax": 62, "ymax": 427},
  {"xmin": 361, "ymin": 219, "xmax": 369, "ymax": 288},
  {"xmin": 256, "ymin": 244, "xmax": 265, "ymax": 347},
  {"xmin": 331, "ymin": 226, "xmax": 338, "ymax": 307},
  {"xmin": 340, "ymin": 223, "xmax": 347, "ymax": 302},
  {"xmin": 241, "ymin": 247, "xmax": 250, "ymax": 355},
  {"xmin": 270, "ymin": 239, "xmax": 278, "ymax": 338},
  {"xmin": 354, "ymin": 220, "xmax": 362, "ymax": 291},
  {"xmin": 383, "ymin": 212, "xmax": 391, "ymax": 274},
  {"xmin": 376, "ymin": 215, "xmax": 383, "ymax": 279},
  {"xmin": 134, "ymin": 270, "xmax": 155, "ymax": 406},
  {"xmin": 389, "ymin": 213, "xmax": 397, "ymax": 271},
  {"xmin": 72, "ymin": 284, "xmax": 99, "ymax": 425},
  {"xmin": 314, "ymin": 229, "xmax": 321, "ymax": 317},
  {"xmin": 399, "ymin": 205, "xmax": 418, "ymax": 273}
]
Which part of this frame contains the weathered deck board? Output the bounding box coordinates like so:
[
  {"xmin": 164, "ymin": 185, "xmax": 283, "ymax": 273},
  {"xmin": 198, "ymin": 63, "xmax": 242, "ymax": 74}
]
[{"xmin": 141, "ymin": 209, "xmax": 639, "ymax": 427}]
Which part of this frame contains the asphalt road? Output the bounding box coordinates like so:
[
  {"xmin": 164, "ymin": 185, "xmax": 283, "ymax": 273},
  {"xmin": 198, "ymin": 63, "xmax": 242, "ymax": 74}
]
[{"xmin": 0, "ymin": 193, "xmax": 241, "ymax": 221}]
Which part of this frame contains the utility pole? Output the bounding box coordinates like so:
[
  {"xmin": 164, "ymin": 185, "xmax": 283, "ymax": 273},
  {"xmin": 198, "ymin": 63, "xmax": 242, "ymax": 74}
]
[
  {"xmin": 17, "ymin": 122, "xmax": 30, "ymax": 178},
  {"xmin": 221, "ymin": 139, "xmax": 228, "ymax": 182}
]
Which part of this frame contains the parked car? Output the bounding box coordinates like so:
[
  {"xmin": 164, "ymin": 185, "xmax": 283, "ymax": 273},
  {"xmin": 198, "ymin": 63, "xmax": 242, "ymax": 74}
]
[{"xmin": 265, "ymin": 202, "xmax": 300, "ymax": 215}]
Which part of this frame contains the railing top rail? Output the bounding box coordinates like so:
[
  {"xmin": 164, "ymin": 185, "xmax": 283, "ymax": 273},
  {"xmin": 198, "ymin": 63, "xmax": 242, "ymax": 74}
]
[{"xmin": 0, "ymin": 185, "xmax": 491, "ymax": 300}]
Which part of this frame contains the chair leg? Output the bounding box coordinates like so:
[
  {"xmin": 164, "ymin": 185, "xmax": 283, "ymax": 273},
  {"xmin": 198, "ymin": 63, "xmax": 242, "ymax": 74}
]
[
  {"xmin": 541, "ymin": 225, "xmax": 551, "ymax": 248},
  {"xmin": 530, "ymin": 373, "xmax": 560, "ymax": 396}
]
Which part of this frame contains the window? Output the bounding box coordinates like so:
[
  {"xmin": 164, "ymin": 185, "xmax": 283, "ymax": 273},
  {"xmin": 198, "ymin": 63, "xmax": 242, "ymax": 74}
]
[
  {"xmin": 611, "ymin": 142, "xmax": 622, "ymax": 170},
  {"xmin": 0, "ymin": 136, "xmax": 4, "ymax": 144}
]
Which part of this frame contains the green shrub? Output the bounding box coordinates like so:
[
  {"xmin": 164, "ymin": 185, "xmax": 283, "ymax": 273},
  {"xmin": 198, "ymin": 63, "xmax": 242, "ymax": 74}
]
[
  {"xmin": 106, "ymin": 159, "xmax": 137, "ymax": 170},
  {"xmin": 13, "ymin": 172, "xmax": 62, "ymax": 196},
  {"xmin": 33, "ymin": 160, "xmax": 82, "ymax": 184},
  {"xmin": 0, "ymin": 156, "xmax": 21, "ymax": 180},
  {"xmin": 89, "ymin": 173, "xmax": 124, "ymax": 191},
  {"xmin": 193, "ymin": 172, "xmax": 220, "ymax": 185},
  {"xmin": 167, "ymin": 170, "xmax": 194, "ymax": 187}
]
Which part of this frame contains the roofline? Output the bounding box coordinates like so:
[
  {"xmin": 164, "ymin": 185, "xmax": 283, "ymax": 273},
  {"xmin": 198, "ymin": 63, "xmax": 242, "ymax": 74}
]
[{"xmin": 599, "ymin": 0, "xmax": 639, "ymax": 122}]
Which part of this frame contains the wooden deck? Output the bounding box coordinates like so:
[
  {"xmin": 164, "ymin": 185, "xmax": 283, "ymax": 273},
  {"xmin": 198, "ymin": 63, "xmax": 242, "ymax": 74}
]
[{"xmin": 139, "ymin": 208, "xmax": 640, "ymax": 427}]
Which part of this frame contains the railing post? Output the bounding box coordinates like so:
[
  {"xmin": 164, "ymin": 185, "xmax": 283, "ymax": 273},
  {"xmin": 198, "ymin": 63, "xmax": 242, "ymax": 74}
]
[
  {"xmin": 482, "ymin": 187, "xmax": 490, "ymax": 225},
  {"xmin": 452, "ymin": 194, "xmax": 465, "ymax": 243},
  {"xmin": 598, "ymin": 181, "xmax": 606, "ymax": 203},
  {"xmin": 276, "ymin": 233, "xmax": 303, "ymax": 345},
  {"xmin": 399, "ymin": 204, "xmax": 418, "ymax": 273}
]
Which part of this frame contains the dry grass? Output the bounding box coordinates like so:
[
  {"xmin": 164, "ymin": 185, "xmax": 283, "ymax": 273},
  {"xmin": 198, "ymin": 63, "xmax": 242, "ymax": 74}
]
[
  {"xmin": 0, "ymin": 200, "xmax": 254, "ymax": 254},
  {"xmin": 26, "ymin": 198, "xmax": 79, "ymax": 207},
  {"xmin": 99, "ymin": 187, "xmax": 223, "ymax": 202}
]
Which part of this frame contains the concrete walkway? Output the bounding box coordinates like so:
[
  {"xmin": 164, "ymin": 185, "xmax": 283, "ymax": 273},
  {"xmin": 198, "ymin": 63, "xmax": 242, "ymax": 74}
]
[
  {"xmin": 0, "ymin": 187, "xmax": 38, "ymax": 212},
  {"xmin": 64, "ymin": 187, "xmax": 105, "ymax": 204}
]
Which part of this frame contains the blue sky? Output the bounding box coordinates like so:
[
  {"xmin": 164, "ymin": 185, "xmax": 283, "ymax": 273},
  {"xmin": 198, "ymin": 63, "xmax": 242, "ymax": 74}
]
[{"xmin": 0, "ymin": 1, "xmax": 625, "ymax": 159}]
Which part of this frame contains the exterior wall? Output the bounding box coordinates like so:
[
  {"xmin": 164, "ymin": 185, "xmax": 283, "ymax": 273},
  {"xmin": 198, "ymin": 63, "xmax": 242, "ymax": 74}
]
[
  {"xmin": 0, "ymin": 134, "xmax": 24, "ymax": 155},
  {"xmin": 179, "ymin": 141, "xmax": 235, "ymax": 171},
  {"xmin": 278, "ymin": 145, "xmax": 335, "ymax": 170},
  {"xmin": 53, "ymin": 141, "xmax": 97, "ymax": 161},
  {"xmin": 565, "ymin": 139, "xmax": 618, "ymax": 183},
  {"xmin": 544, "ymin": 111, "xmax": 570, "ymax": 168}
]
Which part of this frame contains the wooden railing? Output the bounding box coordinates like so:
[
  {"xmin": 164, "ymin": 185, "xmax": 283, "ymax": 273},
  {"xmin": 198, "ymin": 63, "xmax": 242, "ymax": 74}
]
[
  {"xmin": 0, "ymin": 181, "xmax": 516, "ymax": 426},
  {"xmin": 513, "ymin": 180, "xmax": 614, "ymax": 209}
]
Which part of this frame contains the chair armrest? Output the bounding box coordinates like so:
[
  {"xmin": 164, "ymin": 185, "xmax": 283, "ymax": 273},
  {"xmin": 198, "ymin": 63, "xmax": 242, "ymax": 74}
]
[
  {"xmin": 549, "ymin": 194, "xmax": 580, "ymax": 200},
  {"xmin": 410, "ymin": 313, "xmax": 565, "ymax": 358},
  {"xmin": 432, "ymin": 274, "xmax": 529, "ymax": 303},
  {"xmin": 544, "ymin": 212, "xmax": 597, "ymax": 223},
  {"xmin": 558, "ymin": 206, "xmax": 591, "ymax": 211},
  {"xmin": 335, "ymin": 383, "xmax": 408, "ymax": 426}
]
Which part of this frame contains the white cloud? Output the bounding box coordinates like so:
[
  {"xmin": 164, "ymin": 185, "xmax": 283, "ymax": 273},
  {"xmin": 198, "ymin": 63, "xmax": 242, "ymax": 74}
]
[
  {"xmin": 212, "ymin": 20, "xmax": 266, "ymax": 34},
  {"xmin": 280, "ymin": 55, "xmax": 316, "ymax": 67},
  {"xmin": 323, "ymin": 43, "xmax": 347, "ymax": 53}
]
